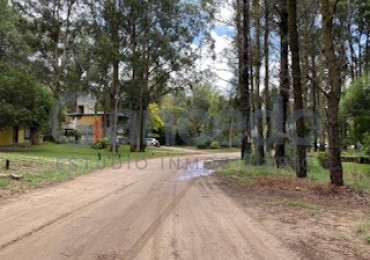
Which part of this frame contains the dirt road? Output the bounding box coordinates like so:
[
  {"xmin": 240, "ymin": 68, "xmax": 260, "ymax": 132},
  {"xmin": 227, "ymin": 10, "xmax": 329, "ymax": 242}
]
[{"xmin": 0, "ymin": 153, "xmax": 302, "ymax": 259}]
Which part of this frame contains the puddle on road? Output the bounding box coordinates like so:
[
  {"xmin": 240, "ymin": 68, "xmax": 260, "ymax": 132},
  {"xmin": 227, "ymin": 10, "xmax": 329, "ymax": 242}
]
[{"xmin": 178, "ymin": 159, "xmax": 230, "ymax": 181}]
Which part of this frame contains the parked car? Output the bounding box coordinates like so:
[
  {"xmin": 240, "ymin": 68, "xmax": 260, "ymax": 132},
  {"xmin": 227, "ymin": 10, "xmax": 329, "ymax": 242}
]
[{"xmin": 145, "ymin": 137, "xmax": 160, "ymax": 147}]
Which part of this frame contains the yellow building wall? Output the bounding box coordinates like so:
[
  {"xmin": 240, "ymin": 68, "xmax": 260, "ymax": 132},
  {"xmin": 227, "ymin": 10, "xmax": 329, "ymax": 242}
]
[
  {"xmin": 0, "ymin": 127, "xmax": 13, "ymax": 145},
  {"xmin": 0, "ymin": 127, "xmax": 25, "ymax": 145},
  {"xmin": 77, "ymin": 115, "xmax": 101, "ymax": 126},
  {"xmin": 18, "ymin": 128, "xmax": 25, "ymax": 144}
]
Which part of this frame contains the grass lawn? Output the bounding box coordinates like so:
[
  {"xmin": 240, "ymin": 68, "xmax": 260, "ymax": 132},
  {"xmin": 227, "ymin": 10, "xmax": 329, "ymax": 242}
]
[
  {"xmin": 341, "ymin": 150, "xmax": 369, "ymax": 158},
  {"xmin": 0, "ymin": 142, "xmax": 182, "ymax": 191},
  {"xmin": 219, "ymin": 154, "xmax": 370, "ymax": 191}
]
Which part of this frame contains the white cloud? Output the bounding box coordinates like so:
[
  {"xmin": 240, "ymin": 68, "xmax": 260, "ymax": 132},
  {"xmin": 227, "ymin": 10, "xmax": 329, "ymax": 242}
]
[
  {"xmin": 194, "ymin": 31, "xmax": 235, "ymax": 92},
  {"xmin": 215, "ymin": 0, "xmax": 235, "ymax": 27}
]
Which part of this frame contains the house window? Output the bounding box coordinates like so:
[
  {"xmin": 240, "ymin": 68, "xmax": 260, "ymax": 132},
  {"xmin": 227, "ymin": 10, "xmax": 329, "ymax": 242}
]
[
  {"xmin": 24, "ymin": 128, "xmax": 31, "ymax": 140},
  {"xmin": 13, "ymin": 127, "xmax": 19, "ymax": 143},
  {"xmin": 78, "ymin": 105, "xmax": 84, "ymax": 114}
]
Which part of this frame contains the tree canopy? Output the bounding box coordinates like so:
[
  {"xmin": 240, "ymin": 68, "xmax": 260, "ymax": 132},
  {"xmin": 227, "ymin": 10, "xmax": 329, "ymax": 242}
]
[
  {"xmin": 340, "ymin": 75, "xmax": 370, "ymax": 143},
  {"xmin": 0, "ymin": 63, "xmax": 53, "ymax": 131}
]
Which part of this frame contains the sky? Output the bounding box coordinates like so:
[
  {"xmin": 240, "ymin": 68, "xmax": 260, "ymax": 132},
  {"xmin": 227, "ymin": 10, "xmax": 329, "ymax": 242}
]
[
  {"xmin": 194, "ymin": 1, "xmax": 236, "ymax": 93},
  {"xmin": 195, "ymin": 1, "xmax": 282, "ymax": 94}
]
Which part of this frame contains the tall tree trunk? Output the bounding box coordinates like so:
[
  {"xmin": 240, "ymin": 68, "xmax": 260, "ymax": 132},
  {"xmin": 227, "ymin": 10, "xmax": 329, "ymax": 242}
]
[
  {"xmin": 288, "ymin": 0, "xmax": 306, "ymax": 178},
  {"xmin": 241, "ymin": 0, "xmax": 252, "ymax": 159},
  {"xmin": 253, "ymin": 0, "xmax": 264, "ymax": 164},
  {"xmin": 358, "ymin": 25, "xmax": 364, "ymax": 76},
  {"xmin": 264, "ymin": 0, "xmax": 272, "ymax": 151},
  {"xmin": 110, "ymin": 59, "xmax": 119, "ymax": 153},
  {"xmin": 347, "ymin": 24, "xmax": 357, "ymax": 80},
  {"xmin": 109, "ymin": 1, "xmax": 120, "ymax": 153},
  {"xmin": 130, "ymin": 12, "xmax": 141, "ymax": 152},
  {"xmin": 275, "ymin": 0, "xmax": 289, "ymax": 168},
  {"xmin": 365, "ymin": 33, "xmax": 369, "ymax": 72},
  {"xmin": 321, "ymin": 0, "xmax": 343, "ymax": 186},
  {"xmin": 318, "ymin": 50, "xmax": 326, "ymax": 152},
  {"xmin": 302, "ymin": 3, "xmax": 310, "ymax": 108},
  {"xmin": 311, "ymin": 53, "xmax": 319, "ymax": 152}
]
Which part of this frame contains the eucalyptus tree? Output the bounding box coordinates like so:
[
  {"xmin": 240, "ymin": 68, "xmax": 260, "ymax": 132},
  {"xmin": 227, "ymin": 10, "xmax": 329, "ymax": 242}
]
[
  {"xmin": 12, "ymin": 0, "xmax": 84, "ymax": 98},
  {"xmin": 274, "ymin": 0, "xmax": 290, "ymax": 168},
  {"xmin": 0, "ymin": 0, "xmax": 32, "ymax": 65},
  {"xmin": 0, "ymin": 63, "xmax": 54, "ymax": 142},
  {"xmin": 288, "ymin": 0, "xmax": 307, "ymax": 178},
  {"xmin": 321, "ymin": 0, "xmax": 344, "ymax": 186},
  {"xmin": 88, "ymin": 0, "xmax": 214, "ymax": 152},
  {"xmin": 237, "ymin": 0, "xmax": 252, "ymax": 159},
  {"xmin": 252, "ymin": 0, "xmax": 265, "ymax": 165}
]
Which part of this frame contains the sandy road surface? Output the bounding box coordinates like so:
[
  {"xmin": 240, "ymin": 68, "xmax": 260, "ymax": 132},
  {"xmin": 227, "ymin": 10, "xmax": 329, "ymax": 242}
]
[{"xmin": 0, "ymin": 153, "xmax": 301, "ymax": 259}]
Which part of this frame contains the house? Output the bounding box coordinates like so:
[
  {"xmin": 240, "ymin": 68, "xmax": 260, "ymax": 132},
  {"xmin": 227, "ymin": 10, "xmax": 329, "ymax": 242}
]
[
  {"xmin": 62, "ymin": 94, "xmax": 128, "ymax": 144},
  {"xmin": 0, "ymin": 126, "xmax": 25, "ymax": 145}
]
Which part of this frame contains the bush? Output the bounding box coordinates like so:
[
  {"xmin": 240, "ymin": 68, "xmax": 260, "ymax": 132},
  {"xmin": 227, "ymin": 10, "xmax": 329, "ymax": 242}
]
[
  {"xmin": 92, "ymin": 137, "xmax": 110, "ymax": 149},
  {"xmin": 55, "ymin": 136, "xmax": 68, "ymax": 144},
  {"xmin": 195, "ymin": 136, "xmax": 212, "ymax": 149},
  {"xmin": 66, "ymin": 129, "xmax": 82, "ymax": 143},
  {"xmin": 210, "ymin": 141, "xmax": 220, "ymax": 149},
  {"xmin": 73, "ymin": 129, "xmax": 82, "ymax": 139},
  {"xmin": 362, "ymin": 132, "xmax": 370, "ymax": 156},
  {"xmin": 316, "ymin": 152, "xmax": 329, "ymax": 169}
]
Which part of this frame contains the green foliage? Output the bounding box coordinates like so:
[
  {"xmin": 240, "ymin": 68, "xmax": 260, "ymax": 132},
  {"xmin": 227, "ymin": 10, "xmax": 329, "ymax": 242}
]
[
  {"xmin": 92, "ymin": 138, "xmax": 110, "ymax": 149},
  {"xmin": 316, "ymin": 152, "xmax": 329, "ymax": 169},
  {"xmin": 0, "ymin": 63, "xmax": 54, "ymax": 131},
  {"xmin": 340, "ymin": 75, "xmax": 370, "ymax": 144},
  {"xmin": 148, "ymin": 103, "xmax": 164, "ymax": 131},
  {"xmin": 210, "ymin": 141, "xmax": 220, "ymax": 149},
  {"xmin": 66, "ymin": 129, "xmax": 81, "ymax": 139},
  {"xmin": 362, "ymin": 133, "xmax": 370, "ymax": 156},
  {"xmin": 55, "ymin": 136, "xmax": 68, "ymax": 144},
  {"xmin": 0, "ymin": 0, "xmax": 32, "ymax": 65},
  {"xmin": 195, "ymin": 136, "xmax": 212, "ymax": 149},
  {"xmin": 73, "ymin": 129, "xmax": 82, "ymax": 139}
]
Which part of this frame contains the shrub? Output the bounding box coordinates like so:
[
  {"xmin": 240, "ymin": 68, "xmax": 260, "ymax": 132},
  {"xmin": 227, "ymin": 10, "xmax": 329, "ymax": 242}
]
[
  {"xmin": 316, "ymin": 152, "xmax": 329, "ymax": 169},
  {"xmin": 210, "ymin": 141, "xmax": 220, "ymax": 149},
  {"xmin": 92, "ymin": 137, "xmax": 110, "ymax": 149},
  {"xmin": 73, "ymin": 129, "xmax": 82, "ymax": 139},
  {"xmin": 362, "ymin": 132, "xmax": 370, "ymax": 156},
  {"xmin": 195, "ymin": 136, "xmax": 212, "ymax": 149},
  {"xmin": 55, "ymin": 136, "xmax": 68, "ymax": 144}
]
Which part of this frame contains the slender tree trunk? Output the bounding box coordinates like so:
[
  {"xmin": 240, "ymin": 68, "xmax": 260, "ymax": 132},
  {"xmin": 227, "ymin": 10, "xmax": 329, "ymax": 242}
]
[
  {"xmin": 365, "ymin": 33, "xmax": 369, "ymax": 72},
  {"xmin": 275, "ymin": 0, "xmax": 289, "ymax": 168},
  {"xmin": 318, "ymin": 51, "xmax": 326, "ymax": 152},
  {"xmin": 302, "ymin": 4, "xmax": 310, "ymax": 108},
  {"xmin": 311, "ymin": 54, "xmax": 318, "ymax": 152},
  {"xmin": 358, "ymin": 25, "xmax": 363, "ymax": 76},
  {"xmin": 130, "ymin": 12, "xmax": 141, "ymax": 152},
  {"xmin": 288, "ymin": 0, "xmax": 306, "ymax": 178},
  {"xmin": 321, "ymin": 0, "xmax": 343, "ymax": 186},
  {"xmin": 264, "ymin": 0, "xmax": 272, "ymax": 152},
  {"xmin": 110, "ymin": 60, "xmax": 120, "ymax": 153},
  {"xmin": 347, "ymin": 24, "xmax": 357, "ymax": 80},
  {"xmin": 108, "ymin": 0, "xmax": 120, "ymax": 153},
  {"xmin": 241, "ymin": 0, "xmax": 252, "ymax": 159},
  {"xmin": 253, "ymin": 0, "xmax": 264, "ymax": 164}
]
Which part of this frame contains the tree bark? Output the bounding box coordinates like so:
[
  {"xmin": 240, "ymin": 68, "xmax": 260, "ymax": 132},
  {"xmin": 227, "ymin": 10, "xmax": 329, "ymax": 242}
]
[
  {"xmin": 274, "ymin": 0, "xmax": 289, "ymax": 168},
  {"xmin": 253, "ymin": 0, "xmax": 264, "ymax": 165},
  {"xmin": 241, "ymin": 0, "xmax": 252, "ymax": 159},
  {"xmin": 311, "ymin": 53, "xmax": 318, "ymax": 152},
  {"xmin": 288, "ymin": 0, "xmax": 307, "ymax": 178},
  {"xmin": 264, "ymin": 0, "xmax": 272, "ymax": 151},
  {"xmin": 321, "ymin": 0, "xmax": 343, "ymax": 186},
  {"xmin": 108, "ymin": 0, "xmax": 120, "ymax": 153}
]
